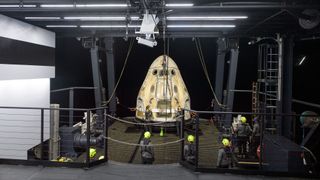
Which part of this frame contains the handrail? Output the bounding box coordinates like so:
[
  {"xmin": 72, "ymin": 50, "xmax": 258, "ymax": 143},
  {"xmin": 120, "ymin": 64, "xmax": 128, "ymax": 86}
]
[
  {"xmin": 182, "ymin": 109, "xmax": 317, "ymax": 117},
  {"xmin": 50, "ymin": 87, "xmax": 97, "ymax": 93},
  {"xmin": 0, "ymin": 106, "xmax": 89, "ymax": 111}
]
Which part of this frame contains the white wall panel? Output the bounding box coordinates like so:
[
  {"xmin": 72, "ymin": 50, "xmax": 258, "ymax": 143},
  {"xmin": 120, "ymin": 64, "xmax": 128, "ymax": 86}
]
[
  {"xmin": 0, "ymin": 78, "xmax": 50, "ymax": 160},
  {"xmin": 0, "ymin": 64, "xmax": 55, "ymax": 81},
  {"xmin": 0, "ymin": 14, "xmax": 55, "ymax": 48}
]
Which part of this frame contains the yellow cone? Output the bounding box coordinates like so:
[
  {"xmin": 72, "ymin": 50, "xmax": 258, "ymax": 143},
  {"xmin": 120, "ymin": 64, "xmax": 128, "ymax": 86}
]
[{"xmin": 160, "ymin": 127, "xmax": 164, "ymax": 137}]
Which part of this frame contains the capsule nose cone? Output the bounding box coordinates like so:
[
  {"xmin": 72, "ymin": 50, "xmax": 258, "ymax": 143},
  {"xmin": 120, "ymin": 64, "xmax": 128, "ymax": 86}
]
[{"xmin": 136, "ymin": 55, "xmax": 191, "ymax": 122}]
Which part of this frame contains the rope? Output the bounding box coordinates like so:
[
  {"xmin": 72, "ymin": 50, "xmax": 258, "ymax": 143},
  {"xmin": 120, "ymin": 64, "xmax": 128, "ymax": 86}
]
[
  {"xmin": 104, "ymin": 136, "xmax": 184, "ymax": 147},
  {"xmin": 301, "ymin": 146, "xmax": 318, "ymax": 164},
  {"xmin": 106, "ymin": 114, "xmax": 182, "ymax": 127},
  {"xmin": 195, "ymin": 38, "xmax": 227, "ymax": 109},
  {"xmin": 105, "ymin": 38, "xmax": 135, "ymax": 105}
]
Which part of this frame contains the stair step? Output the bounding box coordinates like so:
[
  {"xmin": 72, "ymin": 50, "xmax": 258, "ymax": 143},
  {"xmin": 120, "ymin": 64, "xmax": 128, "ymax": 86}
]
[{"xmin": 266, "ymin": 106, "xmax": 277, "ymax": 108}]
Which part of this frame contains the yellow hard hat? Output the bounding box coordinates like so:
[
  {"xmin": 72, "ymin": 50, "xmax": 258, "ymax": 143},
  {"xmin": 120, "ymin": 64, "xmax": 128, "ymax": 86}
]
[
  {"xmin": 187, "ymin": 135, "xmax": 195, "ymax": 143},
  {"xmin": 144, "ymin": 131, "xmax": 151, "ymax": 139},
  {"xmin": 89, "ymin": 148, "xmax": 96, "ymax": 158},
  {"xmin": 98, "ymin": 156, "xmax": 105, "ymax": 160},
  {"xmin": 222, "ymin": 138, "xmax": 230, "ymax": 147},
  {"xmin": 240, "ymin": 116, "xmax": 247, "ymax": 123}
]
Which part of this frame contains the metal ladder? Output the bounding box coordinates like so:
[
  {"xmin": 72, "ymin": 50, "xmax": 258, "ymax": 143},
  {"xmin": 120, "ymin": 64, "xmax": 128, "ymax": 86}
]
[
  {"xmin": 257, "ymin": 43, "xmax": 280, "ymax": 133},
  {"xmin": 252, "ymin": 82, "xmax": 258, "ymax": 119}
]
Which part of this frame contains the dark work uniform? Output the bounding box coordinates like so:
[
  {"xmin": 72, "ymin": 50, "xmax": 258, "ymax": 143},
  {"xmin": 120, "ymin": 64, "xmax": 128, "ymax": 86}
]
[
  {"xmin": 251, "ymin": 121, "xmax": 260, "ymax": 156},
  {"xmin": 145, "ymin": 109, "xmax": 152, "ymax": 121},
  {"xmin": 140, "ymin": 139, "xmax": 154, "ymax": 164},
  {"xmin": 217, "ymin": 147, "xmax": 233, "ymax": 168},
  {"xmin": 237, "ymin": 123, "xmax": 252, "ymax": 157},
  {"xmin": 184, "ymin": 143, "xmax": 196, "ymax": 164},
  {"xmin": 145, "ymin": 109, "xmax": 153, "ymax": 132}
]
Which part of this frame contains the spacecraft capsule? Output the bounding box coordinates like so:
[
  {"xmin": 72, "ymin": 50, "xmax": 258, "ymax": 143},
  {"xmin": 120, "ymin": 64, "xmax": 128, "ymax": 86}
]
[{"xmin": 136, "ymin": 55, "xmax": 191, "ymax": 122}]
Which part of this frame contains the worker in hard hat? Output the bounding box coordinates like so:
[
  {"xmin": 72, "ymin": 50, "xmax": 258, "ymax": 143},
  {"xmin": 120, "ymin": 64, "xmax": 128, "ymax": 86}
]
[
  {"xmin": 145, "ymin": 105, "xmax": 153, "ymax": 134},
  {"xmin": 217, "ymin": 138, "xmax": 234, "ymax": 168},
  {"xmin": 235, "ymin": 116, "xmax": 252, "ymax": 158},
  {"xmin": 140, "ymin": 131, "xmax": 154, "ymax": 164},
  {"xmin": 184, "ymin": 135, "xmax": 196, "ymax": 164}
]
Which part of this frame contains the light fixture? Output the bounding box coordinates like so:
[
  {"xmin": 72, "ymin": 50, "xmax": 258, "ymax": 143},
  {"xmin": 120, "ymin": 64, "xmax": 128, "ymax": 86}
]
[
  {"xmin": 167, "ymin": 16, "xmax": 248, "ymax": 20},
  {"xmin": 0, "ymin": 5, "xmax": 19, "ymax": 7},
  {"xmin": 0, "ymin": 4, "xmax": 36, "ymax": 8},
  {"xmin": 130, "ymin": 16, "xmax": 140, "ymax": 20},
  {"xmin": 22, "ymin": 5, "xmax": 37, "ymax": 8},
  {"xmin": 298, "ymin": 56, "xmax": 307, "ymax": 66},
  {"xmin": 165, "ymin": 3, "xmax": 194, "ymax": 7},
  {"xmin": 46, "ymin": 25, "xmax": 77, "ymax": 28},
  {"xmin": 40, "ymin": 4, "xmax": 74, "ymax": 8},
  {"xmin": 25, "ymin": 17, "xmax": 61, "ymax": 20},
  {"xmin": 76, "ymin": 4, "xmax": 128, "ymax": 8},
  {"xmin": 167, "ymin": 24, "xmax": 236, "ymax": 28},
  {"xmin": 64, "ymin": 16, "xmax": 126, "ymax": 21},
  {"xmin": 128, "ymin": 25, "xmax": 141, "ymax": 28},
  {"xmin": 80, "ymin": 25, "xmax": 140, "ymax": 28},
  {"xmin": 80, "ymin": 25, "xmax": 127, "ymax": 28}
]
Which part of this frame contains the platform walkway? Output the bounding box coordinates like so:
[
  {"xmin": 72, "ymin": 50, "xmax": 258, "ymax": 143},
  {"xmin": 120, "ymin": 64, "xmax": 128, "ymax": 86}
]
[{"xmin": 0, "ymin": 161, "xmax": 312, "ymax": 180}]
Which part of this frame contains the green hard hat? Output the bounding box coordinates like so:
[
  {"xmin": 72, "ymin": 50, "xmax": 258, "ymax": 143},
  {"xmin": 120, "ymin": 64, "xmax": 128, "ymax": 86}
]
[
  {"xmin": 144, "ymin": 131, "xmax": 151, "ymax": 139},
  {"xmin": 222, "ymin": 138, "xmax": 230, "ymax": 147},
  {"xmin": 187, "ymin": 135, "xmax": 195, "ymax": 143}
]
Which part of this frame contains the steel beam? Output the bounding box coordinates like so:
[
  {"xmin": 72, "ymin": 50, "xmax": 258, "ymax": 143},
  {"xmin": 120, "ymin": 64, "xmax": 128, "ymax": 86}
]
[
  {"xmin": 224, "ymin": 41, "xmax": 239, "ymax": 127},
  {"xmin": 90, "ymin": 44, "xmax": 104, "ymax": 126},
  {"xmin": 276, "ymin": 34, "xmax": 283, "ymax": 135},
  {"xmin": 104, "ymin": 37, "xmax": 117, "ymax": 115},
  {"xmin": 1, "ymin": 4, "xmax": 320, "ymax": 12},
  {"xmin": 68, "ymin": 88, "xmax": 74, "ymax": 127},
  {"xmin": 214, "ymin": 38, "xmax": 227, "ymax": 111},
  {"xmin": 54, "ymin": 31, "xmax": 224, "ymax": 38},
  {"xmin": 282, "ymin": 35, "xmax": 294, "ymax": 139}
]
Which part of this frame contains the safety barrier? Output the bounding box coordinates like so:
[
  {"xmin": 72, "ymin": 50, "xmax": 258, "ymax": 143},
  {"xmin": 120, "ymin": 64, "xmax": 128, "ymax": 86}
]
[
  {"xmin": 0, "ymin": 105, "xmax": 108, "ymax": 168},
  {"xmin": 0, "ymin": 104, "xmax": 319, "ymax": 178},
  {"xmin": 180, "ymin": 109, "xmax": 320, "ymax": 177}
]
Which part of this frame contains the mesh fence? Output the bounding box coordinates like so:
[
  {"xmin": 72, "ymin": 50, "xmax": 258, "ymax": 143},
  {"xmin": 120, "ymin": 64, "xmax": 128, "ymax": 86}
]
[{"xmin": 181, "ymin": 109, "xmax": 319, "ymax": 175}]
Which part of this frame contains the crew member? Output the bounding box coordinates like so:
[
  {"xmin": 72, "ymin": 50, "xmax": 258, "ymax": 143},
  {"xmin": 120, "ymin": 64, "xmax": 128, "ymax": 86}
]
[
  {"xmin": 145, "ymin": 105, "xmax": 152, "ymax": 121},
  {"xmin": 217, "ymin": 138, "xmax": 234, "ymax": 168},
  {"xmin": 145, "ymin": 105, "xmax": 153, "ymax": 133},
  {"xmin": 236, "ymin": 116, "xmax": 252, "ymax": 158},
  {"xmin": 140, "ymin": 131, "xmax": 154, "ymax": 164},
  {"xmin": 251, "ymin": 116, "xmax": 260, "ymax": 157},
  {"xmin": 184, "ymin": 135, "xmax": 196, "ymax": 164}
]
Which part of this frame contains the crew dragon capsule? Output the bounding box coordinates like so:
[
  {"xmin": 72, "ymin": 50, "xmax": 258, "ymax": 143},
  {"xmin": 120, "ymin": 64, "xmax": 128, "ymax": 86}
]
[{"xmin": 136, "ymin": 55, "xmax": 191, "ymax": 122}]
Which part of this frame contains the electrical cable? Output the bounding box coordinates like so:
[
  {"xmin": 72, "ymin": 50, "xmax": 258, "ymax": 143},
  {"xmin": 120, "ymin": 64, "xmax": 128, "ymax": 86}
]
[
  {"xmin": 301, "ymin": 146, "xmax": 318, "ymax": 164},
  {"xmin": 104, "ymin": 136, "xmax": 184, "ymax": 147},
  {"xmin": 194, "ymin": 38, "xmax": 226, "ymax": 108},
  {"xmin": 106, "ymin": 114, "xmax": 182, "ymax": 127},
  {"xmin": 105, "ymin": 38, "xmax": 135, "ymax": 105}
]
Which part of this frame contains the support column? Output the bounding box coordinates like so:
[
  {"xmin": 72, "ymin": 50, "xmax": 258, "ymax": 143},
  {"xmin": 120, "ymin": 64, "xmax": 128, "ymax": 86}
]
[
  {"xmin": 68, "ymin": 88, "xmax": 74, "ymax": 127},
  {"xmin": 214, "ymin": 38, "xmax": 227, "ymax": 111},
  {"xmin": 276, "ymin": 34, "xmax": 284, "ymax": 135},
  {"xmin": 104, "ymin": 37, "xmax": 117, "ymax": 115},
  {"xmin": 90, "ymin": 44, "xmax": 104, "ymax": 126},
  {"xmin": 282, "ymin": 35, "xmax": 294, "ymax": 139},
  {"xmin": 224, "ymin": 40, "xmax": 239, "ymax": 127}
]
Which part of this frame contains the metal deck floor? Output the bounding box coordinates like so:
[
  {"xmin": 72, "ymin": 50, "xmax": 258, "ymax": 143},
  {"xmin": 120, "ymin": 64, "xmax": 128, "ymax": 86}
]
[
  {"xmin": 107, "ymin": 119, "xmax": 220, "ymax": 165},
  {"xmin": 0, "ymin": 162, "xmax": 311, "ymax": 180}
]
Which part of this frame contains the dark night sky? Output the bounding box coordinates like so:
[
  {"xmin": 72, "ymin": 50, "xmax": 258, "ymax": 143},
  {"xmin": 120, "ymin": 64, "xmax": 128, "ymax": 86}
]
[{"xmin": 51, "ymin": 37, "xmax": 320, "ymax": 117}]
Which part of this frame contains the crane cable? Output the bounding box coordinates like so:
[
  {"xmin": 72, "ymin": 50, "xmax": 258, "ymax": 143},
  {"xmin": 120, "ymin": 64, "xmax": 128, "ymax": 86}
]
[
  {"xmin": 195, "ymin": 38, "xmax": 227, "ymax": 109},
  {"xmin": 105, "ymin": 38, "xmax": 135, "ymax": 105}
]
